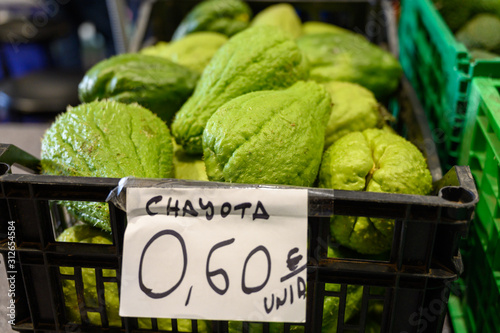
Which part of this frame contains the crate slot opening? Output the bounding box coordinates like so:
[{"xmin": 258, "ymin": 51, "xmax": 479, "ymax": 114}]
[
  {"xmin": 439, "ymin": 186, "xmax": 475, "ymax": 204},
  {"xmin": 0, "ymin": 162, "xmax": 10, "ymax": 175}
]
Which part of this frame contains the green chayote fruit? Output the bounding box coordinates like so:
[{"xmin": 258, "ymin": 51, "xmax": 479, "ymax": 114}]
[
  {"xmin": 322, "ymin": 81, "xmax": 384, "ymax": 149},
  {"xmin": 302, "ymin": 21, "xmax": 354, "ymax": 36},
  {"xmin": 57, "ymin": 225, "xmax": 211, "ymax": 331},
  {"xmin": 140, "ymin": 32, "xmax": 228, "ymax": 73},
  {"xmin": 203, "ymin": 80, "xmax": 331, "ymax": 187},
  {"xmin": 172, "ymin": 0, "xmax": 252, "ymax": 40},
  {"xmin": 172, "ymin": 140, "xmax": 208, "ymax": 181},
  {"xmin": 251, "ymin": 3, "xmax": 302, "ymax": 38},
  {"xmin": 472, "ymin": 0, "xmax": 500, "ymax": 17},
  {"xmin": 172, "ymin": 25, "xmax": 310, "ymax": 155},
  {"xmin": 41, "ymin": 100, "xmax": 174, "ymax": 232},
  {"xmin": 456, "ymin": 14, "xmax": 500, "ymax": 53},
  {"xmin": 319, "ymin": 128, "xmax": 433, "ymax": 254},
  {"xmin": 78, "ymin": 53, "xmax": 199, "ymax": 123},
  {"xmin": 433, "ymin": 0, "xmax": 474, "ymax": 32},
  {"xmin": 469, "ymin": 48, "xmax": 500, "ymax": 60},
  {"xmin": 296, "ymin": 32, "xmax": 402, "ymax": 98}
]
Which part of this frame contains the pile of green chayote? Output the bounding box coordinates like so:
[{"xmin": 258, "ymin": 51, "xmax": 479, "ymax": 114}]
[{"xmin": 42, "ymin": 1, "xmax": 430, "ymax": 331}]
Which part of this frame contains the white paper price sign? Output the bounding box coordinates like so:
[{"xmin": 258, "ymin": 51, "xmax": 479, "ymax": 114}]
[{"xmin": 119, "ymin": 187, "xmax": 308, "ymax": 323}]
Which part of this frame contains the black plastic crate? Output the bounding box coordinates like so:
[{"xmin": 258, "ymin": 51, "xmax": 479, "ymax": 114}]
[
  {"xmin": 0, "ymin": 1, "xmax": 478, "ymax": 332},
  {"xmin": 0, "ymin": 143, "xmax": 478, "ymax": 333}
]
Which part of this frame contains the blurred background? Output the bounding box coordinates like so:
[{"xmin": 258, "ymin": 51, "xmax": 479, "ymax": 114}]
[
  {"xmin": 0, "ymin": 0, "xmax": 124, "ymax": 124},
  {"xmin": 0, "ymin": 0, "xmax": 144, "ymax": 157}
]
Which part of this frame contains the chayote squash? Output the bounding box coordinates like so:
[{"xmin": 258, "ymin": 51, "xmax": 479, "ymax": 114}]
[
  {"xmin": 456, "ymin": 14, "xmax": 500, "ymax": 53},
  {"xmin": 172, "ymin": 140, "xmax": 208, "ymax": 181},
  {"xmin": 41, "ymin": 100, "xmax": 174, "ymax": 232},
  {"xmin": 322, "ymin": 81, "xmax": 386, "ymax": 149},
  {"xmin": 302, "ymin": 21, "xmax": 354, "ymax": 36},
  {"xmin": 172, "ymin": 25, "xmax": 309, "ymax": 155},
  {"xmin": 296, "ymin": 32, "xmax": 402, "ymax": 98},
  {"xmin": 78, "ymin": 53, "xmax": 199, "ymax": 123},
  {"xmin": 433, "ymin": 0, "xmax": 474, "ymax": 32},
  {"xmin": 203, "ymin": 80, "xmax": 331, "ymax": 187},
  {"xmin": 251, "ymin": 3, "xmax": 302, "ymax": 38},
  {"xmin": 140, "ymin": 32, "xmax": 228, "ymax": 73},
  {"xmin": 318, "ymin": 128, "xmax": 433, "ymax": 254},
  {"xmin": 172, "ymin": 0, "xmax": 252, "ymax": 40}
]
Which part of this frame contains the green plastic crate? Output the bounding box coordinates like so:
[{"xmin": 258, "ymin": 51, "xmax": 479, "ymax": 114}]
[
  {"xmin": 398, "ymin": 0, "xmax": 500, "ymax": 172},
  {"xmin": 459, "ymin": 77, "xmax": 500, "ymax": 267},
  {"xmin": 449, "ymin": 76, "xmax": 500, "ymax": 333},
  {"xmin": 448, "ymin": 225, "xmax": 500, "ymax": 333}
]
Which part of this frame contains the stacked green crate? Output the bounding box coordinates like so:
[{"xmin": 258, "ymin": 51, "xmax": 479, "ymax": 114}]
[
  {"xmin": 448, "ymin": 227, "xmax": 500, "ymax": 333},
  {"xmin": 460, "ymin": 77, "xmax": 500, "ymax": 265},
  {"xmin": 449, "ymin": 77, "xmax": 500, "ymax": 332},
  {"xmin": 398, "ymin": 0, "xmax": 500, "ymax": 172}
]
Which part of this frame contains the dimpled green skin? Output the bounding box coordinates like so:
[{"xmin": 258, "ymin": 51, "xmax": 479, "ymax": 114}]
[
  {"xmin": 296, "ymin": 32, "xmax": 402, "ymax": 98},
  {"xmin": 319, "ymin": 128, "xmax": 433, "ymax": 254},
  {"xmin": 203, "ymin": 81, "xmax": 330, "ymax": 187},
  {"xmin": 172, "ymin": 0, "xmax": 252, "ymax": 40},
  {"xmin": 172, "ymin": 25, "xmax": 310, "ymax": 155},
  {"xmin": 78, "ymin": 53, "xmax": 199, "ymax": 123},
  {"xmin": 302, "ymin": 21, "xmax": 354, "ymax": 36},
  {"xmin": 172, "ymin": 140, "xmax": 209, "ymax": 181},
  {"xmin": 140, "ymin": 32, "xmax": 228, "ymax": 74},
  {"xmin": 251, "ymin": 3, "xmax": 302, "ymax": 38},
  {"xmin": 456, "ymin": 14, "xmax": 500, "ymax": 53},
  {"xmin": 322, "ymin": 81, "xmax": 382, "ymax": 149},
  {"xmin": 57, "ymin": 225, "xmax": 210, "ymax": 331},
  {"xmin": 41, "ymin": 100, "xmax": 174, "ymax": 232}
]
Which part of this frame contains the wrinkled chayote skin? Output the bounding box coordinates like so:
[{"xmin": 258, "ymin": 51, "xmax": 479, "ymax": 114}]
[
  {"xmin": 456, "ymin": 14, "xmax": 500, "ymax": 53},
  {"xmin": 41, "ymin": 100, "xmax": 174, "ymax": 232},
  {"xmin": 302, "ymin": 21, "xmax": 354, "ymax": 36},
  {"xmin": 251, "ymin": 3, "xmax": 302, "ymax": 38},
  {"xmin": 322, "ymin": 81, "xmax": 384, "ymax": 149},
  {"xmin": 140, "ymin": 32, "xmax": 228, "ymax": 73},
  {"xmin": 172, "ymin": 25, "xmax": 310, "ymax": 155},
  {"xmin": 57, "ymin": 224, "xmax": 211, "ymax": 331},
  {"xmin": 319, "ymin": 128, "xmax": 433, "ymax": 254},
  {"xmin": 296, "ymin": 32, "xmax": 402, "ymax": 98},
  {"xmin": 172, "ymin": 140, "xmax": 208, "ymax": 181},
  {"xmin": 78, "ymin": 53, "xmax": 199, "ymax": 123},
  {"xmin": 172, "ymin": 0, "xmax": 252, "ymax": 40},
  {"xmin": 203, "ymin": 81, "xmax": 331, "ymax": 187}
]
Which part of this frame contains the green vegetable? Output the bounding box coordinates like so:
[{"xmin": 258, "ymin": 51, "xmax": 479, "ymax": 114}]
[
  {"xmin": 302, "ymin": 21, "xmax": 354, "ymax": 36},
  {"xmin": 140, "ymin": 32, "xmax": 228, "ymax": 73},
  {"xmin": 172, "ymin": 25, "xmax": 309, "ymax": 155},
  {"xmin": 319, "ymin": 129, "xmax": 432, "ymax": 254},
  {"xmin": 469, "ymin": 48, "xmax": 500, "ymax": 60},
  {"xmin": 472, "ymin": 0, "xmax": 500, "ymax": 17},
  {"xmin": 172, "ymin": 0, "xmax": 252, "ymax": 40},
  {"xmin": 296, "ymin": 32, "xmax": 402, "ymax": 98},
  {"xmin": 322, "ymin": 81, "xmax": 385, "ymax": 149},
  {"xmin": 173, "ymin": 140, "xmax": 208, "ymax": 181},
  {"xmin": 456, "ymin": 14, "xmax": 500, "ymax": 53},
  {"xmin": 57, "ymin": 225, "xmax": 211, "ymax": 331},
  {"xmin": 251, "ymin": 3, "xmax": 302, "ymax": 38},
  {"xmin": 203, "ymin": 80, "xmax": 331, "ymax": 187},
  {"xmin": 78, "ymin": 53, "xmax": 199, "ymax": 123},
  {"xmin": 41, "ymin": 100, "xmax": 174, "ymax": 232}
]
